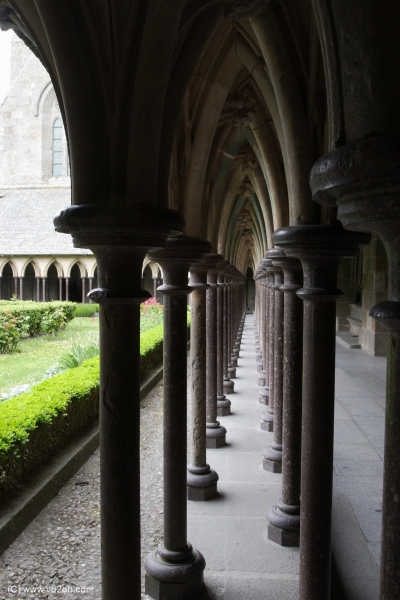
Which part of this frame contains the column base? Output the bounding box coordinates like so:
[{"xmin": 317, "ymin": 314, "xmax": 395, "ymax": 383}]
[
  {"xmin": 145, "ymin": 544, "xmax": 205, "ymax": 600},
  {"xmin": 256, "ymin": 361, "xmax": 264, "ymax": 373},
  {"xmin": 206, "ymin": 422, "xmax": 227, "ymax": 448},
  {"xmin": 228, "ymin": 365, "xmax": 236, "ymax": 379},
  {"xmin": 260, "ymin": 410, "xmax": 274, "ymax": 432},
  {"xmin": 217, "ymin": 394, "xmax": 231, "ymax": 416},
  {"xmin": 257, "ymin": 372, "xmax": 265, "ymax": 387},
  {"xmin": 231, "ymin": 356, "xmax": 238, "ymax": 368},
  {"xmin": 232, "ymin": 348, "xmax": 240, "ymax": 358},
  {"xmin": 266, "ymin": 501, "xmax": 300, "ymax": 547},
  {"xmin": 258, "ymin": 387, "xmax": 269, "ymax": 405},
  {"xmin": 262, "ymin": 443, "xmax": 282, "ymax": 473},
  {"xmin": 187, "ymin": 464, "xmax": 219, "ymax": 500},
  {"xmin": 223, "ymin": 378, "xmax": 234, "ymax": 395}
]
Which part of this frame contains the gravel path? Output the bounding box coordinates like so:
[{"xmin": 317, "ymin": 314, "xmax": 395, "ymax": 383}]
[{"xmin": 0, "ymin": 381, "xmax": 165, "ymax": 600}]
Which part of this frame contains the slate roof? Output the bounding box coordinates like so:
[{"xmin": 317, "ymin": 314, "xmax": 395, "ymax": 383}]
[{"xmin": 0, "ymin": 188, "xmax": 92, "ymax": 255}]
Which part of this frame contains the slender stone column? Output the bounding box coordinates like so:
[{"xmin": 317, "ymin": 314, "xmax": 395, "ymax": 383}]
[
  {"xmin": 217, "ymin": 262, "xmax": 231, "ymax": 415},
  {"xmin": 263, "ymin": 249, "xmax": 286, "ymax": 472},
  {"xmin": 42, "ymin": 277, "xmax": 46, "ymax": 301},
  {"xmin": 81, "ymin": 277, "xmax": 86, "ymax": 303},
  {"xmin": 187, "ymin": 244, "xmax": 219, "ymax": 501},
  {"xmin": 273, "ymin": 225, "xmax": 370, "ymax": 600},
  {"xmin": 145, "ymin": 237, "xmax": 206, "ymax": 598},
  {"xmin": 36, "ymin": 277, "xmax": 40, "ymax": 302},
  {"xmin": 153, "ymin": 277, "xmax": 158, "ymax": 299},
  {"xmin": 19, "ymin": 277, "xmax": 23, "ymax": 300},
  {"xmin": 267, "ymin": 256, "xmax": 303, "ymax": 546},
  {"xmin": 65, "ymin": 277, "xmax": 70, "ymax": 301},
  {"xmin": 54, "ymin": 203, "xmax": 184, "ymax": 600},
  {"xmin": 88, "ymin": 277, "xmax": 94, "ymax": 303},
  {"xmin": 223, "ymin": 267, "xmax": 234, "ymax": 395},
  {"xmin": 14, "ymin": 277, "xmax": 18, "ymax": 297},
  {"xmin": 227, "ymin": 269, "xmax": 236, "ymax": 380},
  {"xmin": 256, "ymin": 266, "xmax": 266, "ymax": 383},
  {"xmin": 310, "ymin": 134, "xmax": 400, "ymax": 600},
  {"xmin": 259, "ymin": 259, "xmax": 272, "ymax": 405},
  {"xmin": 206, "ymin": 254, "xmax": 227, "ymax": 448},
  {"xmin": 260, "ymin": 251, "xmax": 277, "ymax": 432},
  {"xmin": 58, "ymin": 277, "xmax": 63, "ymax": 300}
]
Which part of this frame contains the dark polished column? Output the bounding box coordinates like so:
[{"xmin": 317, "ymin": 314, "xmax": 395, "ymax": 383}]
[
  {"xmin": 145, "ymin": 237, "xmax": 205, "ymax": 598},
  {"xmin": 187, "ymin": 244, "xmax": 219, "ymax": 501},
  {"xmin": 36, "ymin": 277, "xmax": 40, "ymax": 302},
  {"xmin": 260, "ymin": 250, "xmax": 278, "ymax": 432},
  {"xmin": 310, "ymin": 134, "xmax": 400, "ymax": 600},
  {"xmin": 274, "ymin": 224, "xmax": 370, "ymax": 600},
  {"xmin": 262, "ymin": 249, "xmax": 286, "ymax": 472},
  {"xmin": 58, "ymin": 277, "xmax": 63, "ymax": 300},
  {"xmin": 259, "ymin": 259, "xmax": 272, "ymax": 405},
  {"xmin": 223, "ymin": 267, "xmax": 234, "ymax": 395},
  {"xmin": 54, "ymin": 203, "xmax": 184, "ymax": 600},
  {"xmin": 81, "ymin": 276, "xmax": 86, "ymax": 303},
  {"xmin": 217, "ymin": 262, "xmax": 231, "ymax": 415},
  {"xmin": 227, "ymin": 269, "xmax": 236, "ymax": 380},
  {"xmin": 42, "ymin": 277, "xmax": 46, "ymax": 301},
  {"xmin": 19, "ymin": 277, "xmax": 23, "ymax": 300},
  {"xmin": 256, "ymin": 266, "xmax": 266, "ymax": 386},
  {"xmin": 267, "ymin": 256, "xmax": 303, "ymax": 546},
  {"xmin": 65, "ymin": 277, "xmax": 69, "ymax": 301},
  {"xmin": 206, "ymin": 254, "xmax": 227, "ymax": 448}
]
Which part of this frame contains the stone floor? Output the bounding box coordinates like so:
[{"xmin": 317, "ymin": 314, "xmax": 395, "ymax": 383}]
[{"xmin": 0, "ymin": 315, "xmax": 386, "ymax": 599}]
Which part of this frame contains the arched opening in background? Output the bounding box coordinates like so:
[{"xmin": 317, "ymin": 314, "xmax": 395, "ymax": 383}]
[
  {"xmin": 0, "ymin": 263, "xmax": 14, "ymax": 300},
  {"xmin": 69, "ymin": 263, "xmax": 82, "ymax": 303},
  {"xmin": 47, "ymin": 263, "xmax": 59, "ymax": 301},
  {"xmin": 23, "ymin": 262, "xmax": 36, "ymax": 301}
]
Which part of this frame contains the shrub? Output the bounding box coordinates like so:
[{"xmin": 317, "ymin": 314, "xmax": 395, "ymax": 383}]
[
  {"xmin": 0, "ymin": 312, "xmax": 22, "ymax": 353},
  {"xmin": 140, "ymin": 298, "xmax": 163, "ymax": 332},
  {"xmin": 0, "ymin": 301, "xmax": 77, "ymax": 353},
  {"xmin": 0, "ymin": 357, "xmax": 99, "ymax": 498},
  {"xmin": 74, "ymin": 304, "xmax": 99, "ymax": 318}
]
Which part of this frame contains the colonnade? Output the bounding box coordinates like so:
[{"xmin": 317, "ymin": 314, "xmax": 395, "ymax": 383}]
[{"xmin": 254, "ymin": 216, "xmax": 400, "ymax": 599}]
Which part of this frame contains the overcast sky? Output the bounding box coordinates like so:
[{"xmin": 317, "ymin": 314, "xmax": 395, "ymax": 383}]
[{"xmin": 0, "ymin": 30, "xmax": 12, "ymax": 104}]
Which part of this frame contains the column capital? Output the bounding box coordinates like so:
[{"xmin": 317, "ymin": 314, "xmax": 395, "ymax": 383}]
[
  {"xmin": 273, "ymin": 225, "xmax": 370, "ymax": 301},
  {"xmin": 149, "ymin": 237, "xmax": 206, "ymax": 294}
]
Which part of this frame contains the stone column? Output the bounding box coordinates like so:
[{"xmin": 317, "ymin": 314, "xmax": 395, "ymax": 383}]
[
  {"xmin": 206, "ymin": 254, "xmax": 227, "ymax": 448},
  {"xmin": 262, "ymin": 249, "xmax": 285, "ymax": 472},
  {"xmin": 145, "ymin": 237, "xmax": 205, "ymax": 598},
  {"xmin": 310, "ymin": 134, "xmax": 400, "ymax": 600},
  {"xmin": 227, "ymin": 269, "xmax": 236, "ymax": 380},
  {"xmin": 81, "ymin": 277, "xmax": 86, "ymax": 303},
  {"xmin": 217, "ymin": 262, "xmax": 231, "ymax": 415},
  {"xmin": 65, "ymin": 277, "xmax": 70, "ymax": 301},
  {"xmin": 187, "ymin": 244, "xmax": 219, "ymax": 501},
  {"xmin": 36, "ymin": 277, "xmax": 41, "ymax": 302},
  {"xmin": 223, "ymin": 266, "xmax": 234, "ymax": 395},
  {"xmin": 88, "ymin": 277, "xmax": 94, "ymax": 303},
  {"xmin": 153, "ymin": 277, "xmax": 158, "ymax": 299},
  {"xmin": 14, "ymin": 277, "xmax": 18, "ymax": 297},
  {"xmin": 55, "ymin": 203, "xmax": 184, "ymax": 600},
  {"xmin": 19, "ymin": 277, "xmax": 23, "ymax": 300},
  {"xmin": 273, "ymin": 224, "xmax": 370, "ymax": 600},
  {"xmin": 267, "ymin": 256, "xmax": 303, "ymax": 546},
  {"xmin": 259, "ymin": 259, "xmax": 272, "ymax": 405},
  {"xmin": 260, "ymin": 251, "xmax": 277, "ymax": 432},
  {"xmin": 58, "ymin": 277, "xmax": 63, "ymax": 300},
  {"xmin": 42, "ymin": 277, "xmax": 46, "ymax": 302}
]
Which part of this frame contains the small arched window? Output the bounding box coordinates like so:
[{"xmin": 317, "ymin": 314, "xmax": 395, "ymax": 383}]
[{"xmin": 52, "ymin": 118, "xmax": 63, "ymax": 177}]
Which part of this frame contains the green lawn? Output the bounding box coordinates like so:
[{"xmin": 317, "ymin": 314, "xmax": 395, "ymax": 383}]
[{"xmin": 0, "ymin": 317, "xmax": 99, "ymax": 397}]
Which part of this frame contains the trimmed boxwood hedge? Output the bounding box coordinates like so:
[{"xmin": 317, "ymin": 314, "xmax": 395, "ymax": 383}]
[{"xmin": 0, "ymin": 319, "xmax": 190, "ymax": 499}]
